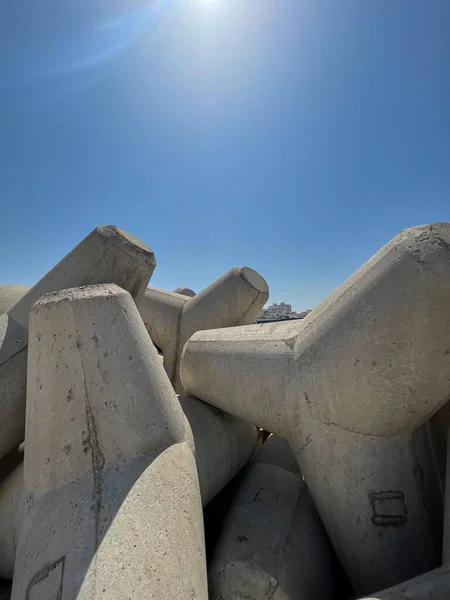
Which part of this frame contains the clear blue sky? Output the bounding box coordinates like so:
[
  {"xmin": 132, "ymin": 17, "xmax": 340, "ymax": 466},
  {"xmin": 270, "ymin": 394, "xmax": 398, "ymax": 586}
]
[{"xmin": 0, "ymin": 0, "xmax": 448, "ymax": 310}]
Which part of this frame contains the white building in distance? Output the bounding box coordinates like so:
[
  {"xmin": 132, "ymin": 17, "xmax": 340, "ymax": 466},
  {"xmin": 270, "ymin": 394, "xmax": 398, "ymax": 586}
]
[{"xmin": 257, "ymin": 302, "xmax": 312, "ymax": 321}]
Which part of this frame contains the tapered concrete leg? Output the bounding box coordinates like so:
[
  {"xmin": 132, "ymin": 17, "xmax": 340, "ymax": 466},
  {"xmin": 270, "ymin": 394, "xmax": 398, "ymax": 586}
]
[
  {"xmin": 289, "ymin": 421, "xmax": 442, "ymax": 594},
  {"xmin": 174, "ymin": 267, "xmax": 268, "ymax": 392},
  {"xmin": 0, "ymin": 397, "xmax": 255, "ymax": 576},
  {"xmin": 208, "ymin": 436, "xmax": 336, "ymax": 600},
  {"xmin": 180, "ymin": 395, "xmax": 257, "ymax": 505},
  {"xmin": 138, "ymin": 288, "xmax": 188, "ymax": 380},
  {"xmin": 138, "ymin": 268, "xmax": 269, "ymax": 393},
  {"xmin": 358, "ymin": 566, "xmax": 450, "ymax": 599},
  {"xmin": 11, "ymin": 284, "xmax": 206, "ymax": 600},
  {"xmin": 181, "ymin": 223, "xmax": 450, "ymax": 595},
  {"xmin": 0, "ymin": 226, "xmax": 156, "ymax": 460},
  {"xmin": 172, "ymin": 287, "xmax": 196, "ymax": 297},
  {"xmin": 181, "ymin": 320, "xmax": 302, "ymax": 435}
]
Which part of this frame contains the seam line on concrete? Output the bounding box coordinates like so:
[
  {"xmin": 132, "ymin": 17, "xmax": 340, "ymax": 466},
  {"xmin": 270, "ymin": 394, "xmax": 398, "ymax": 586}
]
[
  {"xmin": 234, "ymin": 288, "xmax": 260, "ymax": 327},
  {"xmin": 305, "ymin": 416, "xmax": 409, "ymax": 441},
  {"xmin": 0, "ymin": 343, "xmax": 27, "ymax": 367},
  {"xmin": 80, "ymin": 250, "xmax": 106, "ymax": 288}
]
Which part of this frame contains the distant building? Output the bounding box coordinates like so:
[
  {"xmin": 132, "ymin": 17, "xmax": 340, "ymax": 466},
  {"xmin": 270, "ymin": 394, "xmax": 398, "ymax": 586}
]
[
  {"xmin": 257, "ymin": 302, "xmax": 291, "ymax": 321},
  {"xmin": 256, "ymin": 303, "xmax": 312, "ymax": 322}
]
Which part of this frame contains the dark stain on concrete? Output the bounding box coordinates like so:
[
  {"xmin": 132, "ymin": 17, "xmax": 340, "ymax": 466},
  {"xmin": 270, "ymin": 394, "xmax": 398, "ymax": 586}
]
[
  {"xmin": 369, "ymin": 490, "xmax": 407, "ymax": 526},
  {"xmin": 25, "ymin": 555, "xmax": 66, "ymax": 600}
]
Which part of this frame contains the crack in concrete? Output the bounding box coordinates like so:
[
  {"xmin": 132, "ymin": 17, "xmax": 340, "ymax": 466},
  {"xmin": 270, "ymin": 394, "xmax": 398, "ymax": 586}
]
[
  {"xmin": 79, "ymin": 341, "xmax": 105, "ymax": 597},
  {"xmin": 233, "ymin": 286, "xmax": 262, "ymax": 327},
  {"xmin": 265, "ymin": 576, "xmax": 279, "ymax": 599},
  {"xmin": 25, "ymin": 555, "xmax": 66, "ymax": 600}
]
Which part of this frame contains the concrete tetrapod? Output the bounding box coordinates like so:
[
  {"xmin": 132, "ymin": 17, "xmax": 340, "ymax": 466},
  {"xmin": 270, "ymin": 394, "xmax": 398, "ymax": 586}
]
[
  {"xmin": 0, "ymin": 398, "xmax": 255, "ymax": 580},
  {"xmin": 11, "ymin": 284, "xmax": 206, "ymax": 600},
  {"xmin": 181, "ymin": 223, "xmax": 450, "ymax": 596},
  {"xmin": 208, "ymin": 435, "xmax": 336, "ymax": 600},
  {"xmin": 0, "ymin": 225, "xmax": 155, "ymax": 460},
  {"xmin": 139, "ymin": 267, "xmax": 268, "ymax": 392},
  {"xmin": 172, "ymin": 287, "xmax": 196, "ymax": 297}
]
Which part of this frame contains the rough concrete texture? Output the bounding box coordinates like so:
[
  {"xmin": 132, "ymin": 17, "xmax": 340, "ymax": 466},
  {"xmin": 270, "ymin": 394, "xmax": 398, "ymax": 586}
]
[
  {"xmin": 0, "ymin": 463, "xmax": 23, "ymax": 578},
  {"xmin": 209, "ymin": 436, "xmax": 336, "ymax": 599},
  {"xmin": 181, "ymin": 223, "xmax": 450, "ymax": 595},
  {"xmin": 11, "ymin": 284, "xmax": 206, "ymax": 600},
  {"xmin": 0, "ymin": 286, "xmax": 29, "ymax": 316},
  {"xmin": 139, "ymin": 266, "xmax": 269, "ymax": 392},
  {"xmin": 173, "ymin": 287, "xmax": 196, "ymax": 297},
  {"xmin": 180, "ymin": 395, "xmax": 257, "ymax": 506},
  {"xmin": 0, "ymin": 225, "xmax": 156, "ymax": 461},
  {"xmin": 358, "ymin": 566, "xmax": 450, "ymax": 599}
]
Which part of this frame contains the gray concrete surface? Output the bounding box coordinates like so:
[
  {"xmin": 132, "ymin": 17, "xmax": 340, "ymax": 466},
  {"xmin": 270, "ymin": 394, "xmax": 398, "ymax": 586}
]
[
  {"xmin": 253, "ymin": 433, "xmax": 300, "ymax": 475},
  {"xmin": 0, "ymin": 225, "xmax": 155, "ymax": 461},
  {"xmin": 208, "ymin": 436, "xmax": 336, "ymax": 599},
  {"xmin": 180, "ymin": 395, "xmax": 257, "ymax": 506},
  {"xmin": 172, "ymin": 287, "xmax": 196, "ymax": 297},
  {"xmin": 0, "ymin": 286, "xmax": 29, "ymax": 316},
  {"xmin": 11, "ymin": 284, "xmax": 207, "ymax": 600},
  {"xmin": 139, "ymin": 266, "xmax": 268, "ymax": 393},
  {"xmin": 358, "ymin": 566, "xmax": 450, "ymax": 599},
  {"xmin": 0, "ymin": 463, "xmax": 23, "ymax": 578},
  {"xmin": 181, "ymin": 222, "xmax": 450, "ymax": 595},
  {"xmin": 443, "ymin": 426, "xmax": 450, "ymax": 564}
]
